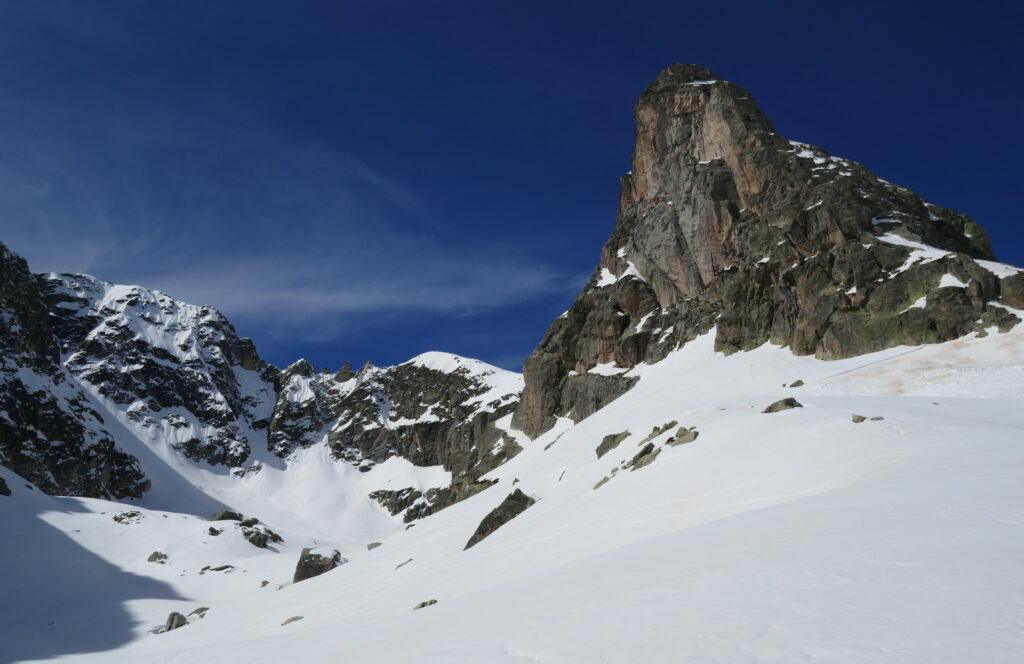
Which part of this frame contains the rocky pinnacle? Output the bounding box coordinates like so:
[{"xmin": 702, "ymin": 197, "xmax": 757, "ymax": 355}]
[{"xmin": 512, "ymin": 64, "xmax": 1023, "ymax": 438}]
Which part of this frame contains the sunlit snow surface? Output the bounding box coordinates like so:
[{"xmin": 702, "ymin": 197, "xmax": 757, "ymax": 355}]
[{"xmin": 4, "ymin": 323, "xmax": 1024, "ymax": 663}]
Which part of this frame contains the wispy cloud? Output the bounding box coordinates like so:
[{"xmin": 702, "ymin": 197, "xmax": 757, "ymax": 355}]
[{"xmin": 0, "ymin": 90, "xmax": 581, "ymax": 345}]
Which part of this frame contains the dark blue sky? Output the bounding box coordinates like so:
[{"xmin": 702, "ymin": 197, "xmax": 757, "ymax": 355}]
[{"xmin": 2, "ymin": 1, "xmax": 1021, "ymax": 371}]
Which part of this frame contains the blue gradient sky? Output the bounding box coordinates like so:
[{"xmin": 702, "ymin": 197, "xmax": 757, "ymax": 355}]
[{"xmin": 1, "ymin": 1, "xmax": 1021, "ymax": 370}]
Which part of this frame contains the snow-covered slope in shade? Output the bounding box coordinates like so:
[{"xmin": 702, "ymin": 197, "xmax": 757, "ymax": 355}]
[{"xmin": 7, "ymin": 319, "xmax": 1024, "ymax": 663}]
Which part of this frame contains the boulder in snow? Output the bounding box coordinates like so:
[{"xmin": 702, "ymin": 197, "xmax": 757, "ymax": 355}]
[
  {"xmin": 163, "ymin": 612, "xmax": 187, "ymax": 633},
  {"xmin": 294, "ymin": 548, "xmax": 345, "ymax": 583},
  {"xmin": 208, "ymin": 510, "xmax": 243, "ymax": 521},
  {"xmin": 762, "ymin": 398, "xmax": 803, "ymax": 413},
  {"xmin": 464, "ymin": 489, "xmax": 535, "ymax": 550}
]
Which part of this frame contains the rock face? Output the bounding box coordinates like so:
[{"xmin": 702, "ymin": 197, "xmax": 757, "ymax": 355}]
[
  {"xmin": 270, "ymin": 352, "xmax": 522, "ymax": 519},
  {"xmin": 45, "ymin": 272, "xmax": 279, "ymax": 470},
  {"xmin": 0, "ymin": 244, "xmax": 148, "ymax": 498},
  {"xmin": 513, "ymin": 64, "xmax": 1023, "ymax": 438},
  {"xmin": 0, "ymin": 240, "xmax": 523, "ymax": 519}
]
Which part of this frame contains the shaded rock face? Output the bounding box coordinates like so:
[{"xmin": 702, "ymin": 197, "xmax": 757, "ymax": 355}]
[
  {"xmin": 513, "ymin": 63, "xmax": 1022, "ymax": 438},
  {"xmin": 293, "ymin": 547, "xmax": 344, "ymax": 583},
  {"xmin": 0, "ymin": 244, "xmax": 148, "ymax": 498}
]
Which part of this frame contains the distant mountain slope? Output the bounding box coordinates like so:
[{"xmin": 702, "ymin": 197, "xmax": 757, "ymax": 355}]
[
  {"xmin": 1, "ymin": 243, "xmax": 524, "ymax": 524},
  {"xmin": 513, "ymin": 64, "xmax": 1024, "ymax": 437},
  {"xmin": 45, "ymin": 272, "xmax": 280, "ymax": 470}
]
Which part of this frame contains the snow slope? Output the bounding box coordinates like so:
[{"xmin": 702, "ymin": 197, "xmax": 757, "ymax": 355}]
[{"xmin": 4, "ymin": 320, "xmax": 1024, "ymax": 663}]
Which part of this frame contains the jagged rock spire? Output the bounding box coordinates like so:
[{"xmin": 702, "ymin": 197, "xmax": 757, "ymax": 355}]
[{"xmin": 512, "ymin": 64, "xmax": 1023, "ymax": 438}]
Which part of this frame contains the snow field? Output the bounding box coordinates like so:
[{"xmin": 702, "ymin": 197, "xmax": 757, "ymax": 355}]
[{"xmin": 6, "ymin": 324, "xmax": 1023, "ymax": 662}]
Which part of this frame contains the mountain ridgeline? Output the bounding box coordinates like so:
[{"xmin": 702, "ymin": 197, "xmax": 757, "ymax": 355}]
[
  {"xmin": 0, "ymin": 248, "xmax": 522, "ymax": 511},
  {"xmin": 2, "ymin": 64, "xmax": 1022, "ymax": 509}
]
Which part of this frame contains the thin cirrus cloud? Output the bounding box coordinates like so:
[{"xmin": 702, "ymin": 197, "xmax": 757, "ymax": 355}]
[{"xmin": 0, "ymin": 95, "xmax": 581, "ymax": 343}]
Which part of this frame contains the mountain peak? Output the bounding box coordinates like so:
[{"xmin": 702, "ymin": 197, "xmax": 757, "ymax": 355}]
[
  {"xmin": 647, "ymin": 63, "xmax": 720, "ymax": 88},
  {"xmin": 512, "ymin": 65, "xmax": 1023, "ymax": 438}
]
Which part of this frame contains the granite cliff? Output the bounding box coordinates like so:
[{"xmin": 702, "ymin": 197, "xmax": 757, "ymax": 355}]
[{"xmin": 513, "ymin": 64, "xmax": 1023, "ymax": 437}]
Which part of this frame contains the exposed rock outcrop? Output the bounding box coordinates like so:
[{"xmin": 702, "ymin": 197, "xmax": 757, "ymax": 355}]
[
  {"xmin": 1, "ymin": 240, "xmax": 524, "ymax": 521},
  {"xmin": 270, "ymin": 353, "xmax": 522, "ymax": 518},
  {"xmin": 464, "ymin": 488, "xmax": 535, "ymax": 550},
  {"xmin": 45, "ymin": 272, "xmax": 279, "ymax": 470},
  {"xmin": 163, "ymin": 612, "xmax": 187, "ymax": 633},
  {"xmin": 293, "ymin": 547, "xmax": 345, "ymax": 583},
  {"xmin": 208, "ymin": 510, "xmax": 243, "ymax": 521},
  {"xmin": 0, "ymin": 243, "xmax": 148, "ymax": 499},
  {"xmin": 763, "ymin": 398, "xmax": 803, "ymax": 413},
  {"xmin": 513, "ymin": 64, "xmax": 1022, "ymax": 438}
]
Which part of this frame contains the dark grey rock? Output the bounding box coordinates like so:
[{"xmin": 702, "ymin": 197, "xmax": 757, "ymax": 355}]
[
  {"xmin": 0, "ymin": 477, "xmax": 9, "ymax": 496},
  {"xmin": 246, "ymin": 531, "xmax": 268, "ymax": 548},
  {"xmin": 281, "ymin": 616, "xmax": 303, "ymax": 626},
  {"xmin": 596, "ymin": 431, "xmax": 630, "ymax": 459},
  {"xmin": 208, "ymin": 527, "xmax": 222, "ymax": 536},
  {"xmin": 464, "ymin": 488, "xmax": 536, "ymax": 550},
  {"xmin": 852, "ymin": 414, "xmax": 867, "ymax": 423},
  {"xmin": 208, "ymin": 510, "xmax": 243, "ymax": 521},
  {"xmin": 367, "ymin": 542, "xmax": 382, "ymax": 551},
  {"xmin": 413, "ymin": 599, "xmax": 438, "ymax": 610},
  {"xmin": 163, "ymin": 612, "xmax": 187, "ymax": 633},
  {"xmin": 627, "ymin": 443, "xmax": 661, "ymax": 470},
  {"xmin": 638, "ymin": 421, "xmax": 678, "ymax": 446},
  {"xmin": 667, "ymin": 427, "xmax": 699, "ymax": 446},
  {"xmin": 293, "ymin": 548, "xmax": 344, "ymax": 583},
  {"xmin": 789, "ymin": 380, "xmax": 805, "ymax": 388},
  {"xmin": 763, "ymin": 398, "xmax": 803, "ymax": 413},
  {"xmin": 147, "ymin": 551, "xmax": 168, "ymax": 564},
  {"xmin": 112, "ymin": 510, "xmax": 141, "ymax": 524}
]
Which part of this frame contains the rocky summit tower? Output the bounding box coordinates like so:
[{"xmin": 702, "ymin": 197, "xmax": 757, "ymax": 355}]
[{"xmin": 513, "ymin": 64, "xmax": 1024, "ymax": 438}]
